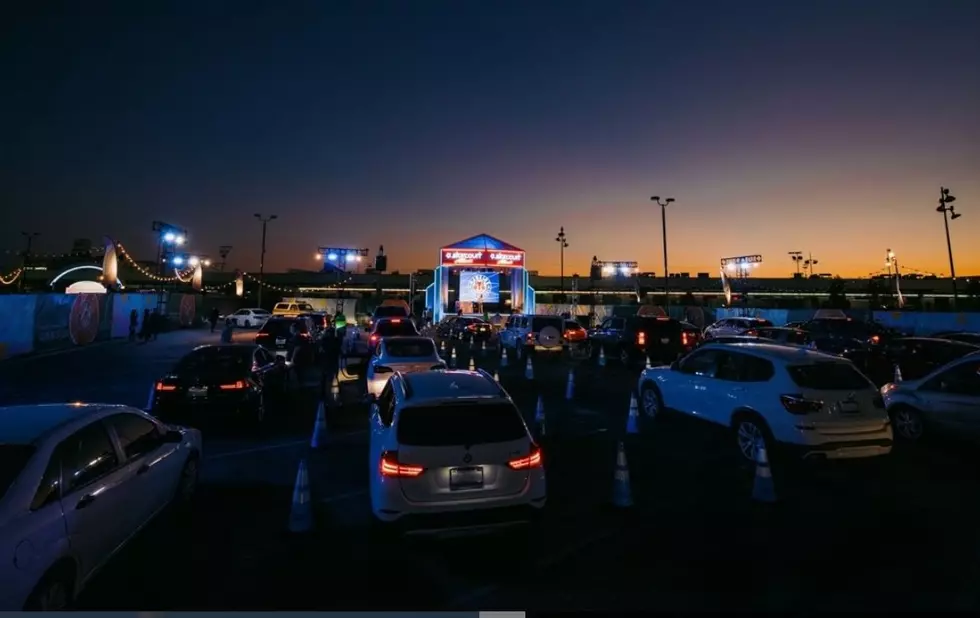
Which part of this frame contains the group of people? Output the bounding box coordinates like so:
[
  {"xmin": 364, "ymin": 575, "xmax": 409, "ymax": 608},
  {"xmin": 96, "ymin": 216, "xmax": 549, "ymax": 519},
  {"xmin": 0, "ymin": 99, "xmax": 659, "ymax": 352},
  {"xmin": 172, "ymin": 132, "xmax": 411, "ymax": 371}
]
[{"xmin": 128, "ymin": 308, "xmax": 165, "ymax": 343}]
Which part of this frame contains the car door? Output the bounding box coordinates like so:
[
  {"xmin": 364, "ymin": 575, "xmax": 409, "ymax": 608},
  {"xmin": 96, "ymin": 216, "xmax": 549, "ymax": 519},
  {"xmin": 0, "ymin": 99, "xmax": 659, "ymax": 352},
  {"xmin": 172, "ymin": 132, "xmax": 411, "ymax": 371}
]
[
  {"xmin": 103, "ymin": 412, "xmax": 183, "ymax": 524},
  {"xmin": 56, "ymin": 420, "xmax": 134, "ymax": 579},
  {"xmin": 252, "ymin": 347, "xmax": 284, "ymax": 393},
  {"xmin": 671, "ymin": 349, "xmax": 724, "ymax": 421},
  {"xmin": 917, "ymin": 360, "xmax": 980, "ymax": 438}
]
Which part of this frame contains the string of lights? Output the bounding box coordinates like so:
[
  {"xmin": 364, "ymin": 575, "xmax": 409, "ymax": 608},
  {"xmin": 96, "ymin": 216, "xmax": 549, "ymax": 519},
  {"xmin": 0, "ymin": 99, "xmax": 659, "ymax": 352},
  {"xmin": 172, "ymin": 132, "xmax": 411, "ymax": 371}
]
[
  {"xmin": 238, "ymin": 270, "xmax": 358, "ymax": 294},
  {"xmin": 0, "ymin": 268, "xmax": 23, "ymax": 285},
  {"xmin": 115, "ymin": 243, "xmax": 194, "ymax": 282}
]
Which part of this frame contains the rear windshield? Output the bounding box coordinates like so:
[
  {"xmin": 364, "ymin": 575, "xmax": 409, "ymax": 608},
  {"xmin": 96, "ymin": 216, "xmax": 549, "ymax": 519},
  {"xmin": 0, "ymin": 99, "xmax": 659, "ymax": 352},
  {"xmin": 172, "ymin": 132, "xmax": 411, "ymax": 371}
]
[
  {"xmin": 397, "ymin": 403, "xmax": 527, "ymax": 446},
  {"xmin": 260, "ymin": 319, "xmax": 306, "ymax": 336},
  {"xmin": 747, "ymin": 320, "xmax": 774, "ymax": 328},
  {"xmin": 787, "ymin": 362, "xmax": 872, "ymax": 390},
  {"xmin": 375, "ymin": 306, "xmax": 409, "ymax": 318},
  {"xmin": 253, "ymin": 309, "xmax": 271, "ymax": 315},
  {"xmin": 531, "ymin": 317, "xmax": 563, "ymax": 332},
  {"xmin": 296, "ymin": 303, "xmax": 313, "ymax": 312},
  {"xmin": 376, "ymin": 321, "xmax": 419, "ymax": 337},
  {"xmin": 175, "ymin": 348, "xmax": 251, "ymax": 381},
  {"xmin": 274, "ymin": 303, "xmax": 290, "ymax": 310},
  {"xmin": 386, "ymin": 339, "xmax": 436, "ymax": 358},
  {"xmin": 630, "ymin": 317, "xmax": 682, "ymax": 335},
  {"xmin": 1, "ymin": 444, "xmax": 35, "ymax": 501}
]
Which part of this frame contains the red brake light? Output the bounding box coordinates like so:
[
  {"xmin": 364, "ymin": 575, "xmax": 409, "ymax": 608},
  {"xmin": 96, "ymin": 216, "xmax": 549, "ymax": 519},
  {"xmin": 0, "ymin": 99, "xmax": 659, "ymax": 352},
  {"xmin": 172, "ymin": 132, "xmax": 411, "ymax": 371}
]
[
  {"xmin": 379, "ymin": 451, "xmax": 424, "ymax": 477},
  {"xmin": 219, "ymin": 380, "xmax": 247, "ymax": 390},
  {"xmin": 681, "ymin": 332, "xmax": 690, "ymax": 346},
  {"xmin": 370, "ymin": 334, "xmax": 379, "ymax": 343},
  {"xmin": 745, "ymin": 330, "xmax": 758, "ymax": 337},
  {"xmin": 636, "ymin": 331, "xmax": 646, "ymax": 346},
  {"xmin": 390, "ymin": 319, "xmax": 401, "ymax": 324},
  {"xmin": 155, "ymin": 381, "xmax": 177, "ymax": 392},
  {"xmin": 468, "ymin": 324, "xmax": 477, "ymax": 331},
  {"xmin": 508, "ymin": 445, "xmax": 543, "ymax": 470},
  {"xmin": 256, "ymin": 333, "xmax": 269, "ymax": 338},
  {"xmin": 870, "ymin": 335, "xmax": 881, "ymax": 344},
  {"xmin": 780, "ymin": 394, "xmax": 824, "ymax": 415},
  {"xmin": 526, "ymin": 332, "xmax": 534, "ymax": 343}
]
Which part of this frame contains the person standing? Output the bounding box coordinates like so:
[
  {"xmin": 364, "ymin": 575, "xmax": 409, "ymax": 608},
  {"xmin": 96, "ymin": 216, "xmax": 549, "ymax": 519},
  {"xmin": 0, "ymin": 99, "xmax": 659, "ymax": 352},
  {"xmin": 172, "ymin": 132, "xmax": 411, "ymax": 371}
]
[
  {"xmin": 128, "ymin": 309, "xmax": 138, "ymax": 342},
  {"xmin": 209, "ymin": 307, "xmax": 220, "ymax": 333},
  {"xmin": 140, "ymin": 309, "xmax": 152, "ymax": 343}
]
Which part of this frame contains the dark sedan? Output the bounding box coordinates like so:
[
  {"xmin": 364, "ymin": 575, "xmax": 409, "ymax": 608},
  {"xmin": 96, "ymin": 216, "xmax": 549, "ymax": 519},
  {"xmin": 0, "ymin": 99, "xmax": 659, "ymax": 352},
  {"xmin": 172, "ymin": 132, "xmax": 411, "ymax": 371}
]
[
  {"xmin": 148, "ymin": 344, "xmax": 288, "ymax": 430},
  {"xmin": 865, "ymin": 336, "xmax": 980, "ymax": 386},
  {"xmin": 932, "ymin": 331, "xmax": 980, "ymax": 346}
]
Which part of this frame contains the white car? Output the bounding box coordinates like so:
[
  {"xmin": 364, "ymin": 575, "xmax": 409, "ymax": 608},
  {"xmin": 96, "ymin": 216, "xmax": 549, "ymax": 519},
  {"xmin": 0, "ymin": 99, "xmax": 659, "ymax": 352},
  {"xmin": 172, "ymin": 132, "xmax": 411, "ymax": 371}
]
[
  {"xmin": 703, "ymin": 317, "xmax": 774, "ymax": 340},
  {"xmin": 229, "ymin": 308, "xmax": 271, "ymax": 328},
  {"xmin": 881, "ymin": 351, "xmax": 980, "ymax": 442},
  {"xmin": 368, "ymin": 370, "xmax": 546, "ymax": 530},
  {"xmin": 0, "ymin": 404, "xmax": 202, "ymax": 610},
  {"xmin": 636, "ymin": 343, "xmax": 893, "ymax": 462},
  {"xmin": 366, "ymin": 337, "xmax": 447, "ymax": 398}
]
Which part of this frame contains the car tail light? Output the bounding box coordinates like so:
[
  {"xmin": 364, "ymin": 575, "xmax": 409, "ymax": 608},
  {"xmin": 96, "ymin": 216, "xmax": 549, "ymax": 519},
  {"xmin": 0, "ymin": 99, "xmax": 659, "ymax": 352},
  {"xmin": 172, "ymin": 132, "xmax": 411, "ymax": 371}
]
[
  {"xmin": 869, "ymin": 335, "xmax": 881, "ymax": 344},
  {"xmin": 681, "ymin": 332, "xmax": 690, "ymax": 346},
  {"xmin": 219, "ymin": 380, "xmax": 247, "ymax": 390},
  {"xmin": 370, "ymin": 334, "xmax": 379, "ymax": 344},
  {"xmin": 468, "ymin": 324, "xmax": 477, "ymax": 331},
  {"xmin": 379, "ymin": 451, "xmax": 424, "ymax": 477},
  {"xmin": 155, "ymin": 381, "xmax": 177, "ymax": 391},
  {"xmin": 745, "ymin": 330, "xmax": 758, "ymax": 336},
  {"xmin": 780, "ymin": 394, "xmax": 824, "ymax": 415},
  {"xmin": 872, "ymin": 393, "xmax": 885, "ymax": 408},
  {"xmin": 255, "ymin": 333, "xmax": 269, "ymax": 339},
  {"xmin": 390, "ymin": 319, "xmax": 402, "ymax": 324},
  {"xmin": 299, "ymin": 332, "xmax": 311, "ymax": 340},
  {"xmin": 526, "ymin": 332, "xmax": 535, "ymax": 344},
  {"xmin": 636, "ymin": 331, "xmax": 646, "ymax": 346},
  {"xmin": 507, "ymin": 445, "xmax": 543, "ymax": 470},
  {"xmin": 374, "ymin": 365, "xmax": 392, "ymax": 374}
]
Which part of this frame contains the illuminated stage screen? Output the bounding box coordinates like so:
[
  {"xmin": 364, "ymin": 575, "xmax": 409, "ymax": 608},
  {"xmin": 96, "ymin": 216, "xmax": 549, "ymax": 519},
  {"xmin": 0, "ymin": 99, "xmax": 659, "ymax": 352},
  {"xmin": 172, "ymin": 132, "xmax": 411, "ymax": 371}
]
[{"xmin": 459, "ymin": 271, "xmax": 500, "ymax": 303}]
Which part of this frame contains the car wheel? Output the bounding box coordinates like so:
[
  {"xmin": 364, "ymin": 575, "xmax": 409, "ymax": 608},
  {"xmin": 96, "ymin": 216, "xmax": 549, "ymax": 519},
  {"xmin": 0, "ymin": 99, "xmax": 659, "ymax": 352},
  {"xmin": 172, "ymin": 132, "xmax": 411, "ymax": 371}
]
[
  {"xmin": 891, "ymin": 405, "xmax": 924, "ymax": 441},
  {"xmin": 24, "ymin": 571, "xmax": 72, "ymax": 611},
  {"xmin": 638, "ymin": 383, "xmax": 663, "ymax": 432},
  {"xmin": 733, "ymin": 415, "xmax": 772, "ymax": 464},
  {"xmin": 173, "ymin": 456, "xmax": 199, "ymax": 506}
]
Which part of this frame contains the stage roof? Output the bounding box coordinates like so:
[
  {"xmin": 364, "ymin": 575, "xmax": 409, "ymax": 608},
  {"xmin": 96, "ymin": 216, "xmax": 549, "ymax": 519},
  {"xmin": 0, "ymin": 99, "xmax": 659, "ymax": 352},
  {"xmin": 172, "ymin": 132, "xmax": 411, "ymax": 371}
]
[{"xmin": 442, "ymin": 234, "xmax": 523, "ymax": 253}]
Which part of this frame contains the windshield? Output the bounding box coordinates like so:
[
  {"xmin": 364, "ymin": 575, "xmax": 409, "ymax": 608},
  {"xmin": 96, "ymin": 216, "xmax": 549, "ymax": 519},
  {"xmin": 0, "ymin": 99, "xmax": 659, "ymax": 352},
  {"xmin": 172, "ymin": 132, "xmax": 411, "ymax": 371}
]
[
  {"xmin": 787, "ymin": 362, "xmax": 873, "ymax": 390},
  {"xmin": 0, "ymin": 444, "xmax": 35, "ymax": 501},
  {"xmin": 174, "ymin": 348, "xmax": 251, "ymax": 381},
  {"xmin": 375, "ymin": 306, "xmax": 409, "ymax": 318},
  {"xmin": 260, "ymin": 319, "xmax": 305, "ymax": 336},
  {"xmin": 252, "ymin": 309, "xmax": 271, "ymax": 315},
  {"xmin": 375, "ymin": 321, "xmax": 419, "ymax": 337},
  {"xmin": 396, "ymin": 403, "xmax": 527, "ymax": 446},
  {"xmin": 296, "ymin": 303, "xmax": 313, "ymax": 312},
  {"xmin": 386, "ymin": 339, "xmax": 436, "ymax": 358}
]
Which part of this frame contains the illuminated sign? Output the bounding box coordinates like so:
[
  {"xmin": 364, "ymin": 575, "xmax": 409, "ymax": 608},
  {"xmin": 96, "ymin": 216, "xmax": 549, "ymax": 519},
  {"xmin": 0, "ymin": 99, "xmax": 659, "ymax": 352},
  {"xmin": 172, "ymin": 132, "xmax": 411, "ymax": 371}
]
[
  {"xmin": 459, "ymin": 271, "xmax": 500, "ymax": 303},
  {"xmin": 720, "ymin": 255, "xmax": 763, "ymax": 267},
  {"xmin": 440, "ymin": 249, "xmax": 525, "ymax": 268}
]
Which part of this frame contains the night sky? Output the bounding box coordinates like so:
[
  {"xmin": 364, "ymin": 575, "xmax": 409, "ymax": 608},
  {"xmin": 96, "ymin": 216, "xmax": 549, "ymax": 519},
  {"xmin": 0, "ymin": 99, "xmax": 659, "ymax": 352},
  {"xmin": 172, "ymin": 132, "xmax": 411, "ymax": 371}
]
[{"xmin": 3, "ymin": 0, "xmax": 979, "ymax": 277}]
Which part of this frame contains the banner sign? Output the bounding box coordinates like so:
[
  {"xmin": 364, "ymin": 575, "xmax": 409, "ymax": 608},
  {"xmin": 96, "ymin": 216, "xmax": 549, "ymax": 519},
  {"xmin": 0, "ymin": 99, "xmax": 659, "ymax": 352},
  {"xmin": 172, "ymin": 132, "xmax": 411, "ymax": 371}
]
[{"xmin": 440, "ymin": 248, "xmax": 524, "ymax": 268}]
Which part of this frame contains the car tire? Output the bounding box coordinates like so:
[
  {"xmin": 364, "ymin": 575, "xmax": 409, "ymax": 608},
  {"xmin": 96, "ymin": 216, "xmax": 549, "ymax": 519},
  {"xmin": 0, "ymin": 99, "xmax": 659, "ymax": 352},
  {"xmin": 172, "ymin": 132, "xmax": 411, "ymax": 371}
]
[
  {"xmin": 24, "ymin": 565, "xmax": 74, "ymax": 611},
  {"xmin": 890, "ymin": 405, "xmax": 925, "ymax": 442},
  {"xmin": 638, "ymin": 383, "xmax": 663, "ymax": 432},
  {"xmin": 172, "ymin": 455, "xmax": 199, "ymax": 509},
  {"xmin": 731, "ymin": 412, "xmax": 775, "ymax": 465}
]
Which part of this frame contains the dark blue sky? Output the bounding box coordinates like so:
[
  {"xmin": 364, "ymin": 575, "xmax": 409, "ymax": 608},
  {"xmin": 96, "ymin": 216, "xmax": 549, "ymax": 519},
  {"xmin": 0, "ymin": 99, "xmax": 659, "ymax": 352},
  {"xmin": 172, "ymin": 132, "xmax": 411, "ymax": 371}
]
[{"xmin": 3, "ymin": 1, "xmax": 978, "ymax": 276}]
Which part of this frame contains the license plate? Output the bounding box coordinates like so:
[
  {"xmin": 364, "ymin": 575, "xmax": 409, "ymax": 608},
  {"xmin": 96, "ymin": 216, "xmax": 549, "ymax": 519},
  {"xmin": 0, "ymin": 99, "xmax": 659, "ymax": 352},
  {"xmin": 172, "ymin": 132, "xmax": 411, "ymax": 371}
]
[
  {"xmin": 839, "ymin": 401, "xmax": 860, "ymax": 414},
  {"xmin": 276, "ymin": 338, "xmax": 286, "ymax": 345},
  {"xmin": 187, "ymin": 387, "xmax": 207, "ymax": 398},
  {"xmin": 275, "ymin": 350, "xmax": 288, "ymax": 357},
  {"xmin": 660, "ymin": 337, "xmax": 670, "ymax": 344},
  {"xmin": 449, "ymin": 466, "xmax": 484, "ymax": 490}
]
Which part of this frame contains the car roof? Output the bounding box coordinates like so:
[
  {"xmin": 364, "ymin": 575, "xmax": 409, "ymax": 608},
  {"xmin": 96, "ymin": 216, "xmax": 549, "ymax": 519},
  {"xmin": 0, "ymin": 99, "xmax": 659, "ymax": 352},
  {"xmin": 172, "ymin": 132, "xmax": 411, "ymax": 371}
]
[
  {"xmin": 896, "ymin": 336, "xmax": 980, "ymax": 347},
  {"xmin": 401, "ymin": 370, "xmax": 504, "ymax": 402},
  {"xmin": 0, "ymin": 403, "xmax": 124, "ymax": 444},
  {"xmin": 699, "ymin": 341, "xmax": 839, "ymax": 363}
]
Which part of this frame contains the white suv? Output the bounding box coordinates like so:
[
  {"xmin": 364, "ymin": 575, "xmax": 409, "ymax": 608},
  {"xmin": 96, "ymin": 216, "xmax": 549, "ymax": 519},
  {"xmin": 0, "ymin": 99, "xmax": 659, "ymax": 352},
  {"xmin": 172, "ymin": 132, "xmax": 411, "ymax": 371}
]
[
  {"xmin": 499, "ymin": 314, "xmax": 565, "ymax": 360},
  {"xmin": 368, "ymin": 370, "xmax": 546, "ymax": 531},
  {"xmin": 636, "ymin": 342, "xmax": 893, "ymax": 462}
]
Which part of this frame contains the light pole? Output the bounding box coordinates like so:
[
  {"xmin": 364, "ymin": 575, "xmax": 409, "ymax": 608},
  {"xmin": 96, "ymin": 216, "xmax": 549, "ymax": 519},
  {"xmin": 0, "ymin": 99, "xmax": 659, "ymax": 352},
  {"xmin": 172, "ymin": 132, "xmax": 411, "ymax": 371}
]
[
  {"xmin": 885, "ymin": 249, "xmax": 896, "ymax": 278},
  {"xmin": 936, "ymin": 187, "xmax": 961, "ymax": 307},
  {"xmin": 804, "ymin": 253, "xmax": 819, "ymax": 278},
  {"xmin": 254, "ymin": 214, "xmax": 277, "ymax": 308},
  {"xmin": 788, "ymin": 251, "xmax": 803, "ymax": 275},
  {"xmin": 650, "ymin": 196, "xmax": 675, "ymax": 306},
  {"xmin": 555, "ymin": 226, "xmax": 568, "ymax": 302},
  {"xmin": 20, "ymin": 232, "xmax": 39, "ymax": 292}
]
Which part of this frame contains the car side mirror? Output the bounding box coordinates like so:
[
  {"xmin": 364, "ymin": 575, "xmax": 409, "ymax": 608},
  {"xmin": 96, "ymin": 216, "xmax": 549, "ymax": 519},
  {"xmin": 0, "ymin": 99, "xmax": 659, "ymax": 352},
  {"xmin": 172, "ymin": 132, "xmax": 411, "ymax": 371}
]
[{"xmin": 163, "ymin": 429, "xmax": 183, "ymax": 443}]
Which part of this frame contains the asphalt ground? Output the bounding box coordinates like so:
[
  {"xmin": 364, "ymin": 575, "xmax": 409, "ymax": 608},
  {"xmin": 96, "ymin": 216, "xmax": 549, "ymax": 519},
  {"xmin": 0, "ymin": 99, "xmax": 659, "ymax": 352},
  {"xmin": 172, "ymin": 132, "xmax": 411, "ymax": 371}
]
[{"xmin": 2, "ymin": 329, "xmax": 979, "ymax": 611}]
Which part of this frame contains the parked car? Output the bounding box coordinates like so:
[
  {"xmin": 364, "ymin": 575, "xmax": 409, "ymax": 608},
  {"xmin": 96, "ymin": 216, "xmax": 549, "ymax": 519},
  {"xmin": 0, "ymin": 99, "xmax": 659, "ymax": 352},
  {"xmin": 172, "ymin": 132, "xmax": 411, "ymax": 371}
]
[
  {"xmin": 445, "ymin": 316, "xmax": 494, "ymax": 344},
  {"xmin": 368, "ymin": 317, "xmax": 421, "ymax": 355},
  {"xmin": 881, "ymin": 351, "xmax": 980, "ymax": 442},
  {"xmin": 0, "ymin": 404, "xmax": 201, "ymax": 610},
  {"xmin": 227, "ymin": 308, "xmax": 271, "ymax": 329},
  {"xmin": 254, "ymin": 316, "xmax": 317, "ymax": 368},
  {"xmin": 148, "ymin": 344, "xmax": 288, "ymax": 430},
  {"xmin": 636, "ymin": 343, "xmax": 892, "ymax": 462},
  {"xmin": 865, "ymin": 337, "xmax": 979, "ymax": 386},
  {"xmin": 271, "ymin": 302, "xmax": 314, "ymax": 318},
  {"xmin": 368, "ymin": 370, "xmax": 546, "ymax": 531},
  {"xmin": 702, "ymin": 317, "xmax": 774, "ymax": 340},
  {"xmin": 589, "ymin": 315, "xmax": 685, "ymax": 367},
  {"xmin": 931, "ymin": 331, "xmax": 980, "ymax": 346},
  {"xmin": 366, "ymin": 337, "xmax": 447, "ymax": 397},
  {"xmin": 499, "ymin": 314, "xmax": 566, "ymax": 360}
]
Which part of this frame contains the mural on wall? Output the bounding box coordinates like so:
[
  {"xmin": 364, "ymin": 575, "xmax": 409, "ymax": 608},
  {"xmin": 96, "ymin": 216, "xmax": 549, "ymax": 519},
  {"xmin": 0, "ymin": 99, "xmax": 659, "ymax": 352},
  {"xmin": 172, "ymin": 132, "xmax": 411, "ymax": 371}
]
[
  {"xmin": 179, "ymin": 294, "xmax": 197, "ymax": 326},
  {"xmin": 33, "ymin": 293, "xmax": 111, "ymax": 352}
]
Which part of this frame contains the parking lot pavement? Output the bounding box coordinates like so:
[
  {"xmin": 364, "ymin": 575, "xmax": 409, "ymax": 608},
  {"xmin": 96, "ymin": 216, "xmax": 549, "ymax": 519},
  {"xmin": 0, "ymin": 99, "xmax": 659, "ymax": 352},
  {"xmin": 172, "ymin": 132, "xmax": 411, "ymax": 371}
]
[{"xmin": 42, "ymin": 335, "xmax": 980, "ymax": 610}]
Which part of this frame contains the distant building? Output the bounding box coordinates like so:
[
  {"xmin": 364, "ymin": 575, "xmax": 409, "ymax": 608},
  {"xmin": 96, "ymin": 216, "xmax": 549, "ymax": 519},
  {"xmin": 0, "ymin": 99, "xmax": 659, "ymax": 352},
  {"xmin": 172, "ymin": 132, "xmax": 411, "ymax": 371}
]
[{"xmin": 70, "ymin": 238, "xmax": 94, "ymax": 258}]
